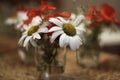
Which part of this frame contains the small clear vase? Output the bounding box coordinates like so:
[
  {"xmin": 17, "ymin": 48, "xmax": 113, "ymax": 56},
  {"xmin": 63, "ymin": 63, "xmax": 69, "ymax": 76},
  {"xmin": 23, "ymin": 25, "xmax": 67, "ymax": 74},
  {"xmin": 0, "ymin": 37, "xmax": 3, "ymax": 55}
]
[
  {"xmin": 34, "ymin": 36, "xmax": 66, "ymax": 80},
  {"xmin": 76, "ymin": 28, "xmax": 100, "ymax": 68},
  {"xmin": 35, "ymin": 47, "xmax": 66, "ymax": 80}
]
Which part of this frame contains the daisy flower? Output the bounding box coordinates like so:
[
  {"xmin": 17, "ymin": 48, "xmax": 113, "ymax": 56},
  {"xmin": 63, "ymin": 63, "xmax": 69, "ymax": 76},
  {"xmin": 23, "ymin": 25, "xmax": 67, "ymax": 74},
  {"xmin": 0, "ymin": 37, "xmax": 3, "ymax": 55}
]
[
  {"xmin": 18, "ymin": 16, "xmax": 48, "ymax": 49},
  {"xmin": 48, "ymin": 15, "xmax": 86, "ymax": 51},
  {"xmin": 5, "ymin": 6, "xmax": 28, "ymax": 31},
  {"xmin": 16, "ymin": 11, "xmax": 28, "ymax": 31}
]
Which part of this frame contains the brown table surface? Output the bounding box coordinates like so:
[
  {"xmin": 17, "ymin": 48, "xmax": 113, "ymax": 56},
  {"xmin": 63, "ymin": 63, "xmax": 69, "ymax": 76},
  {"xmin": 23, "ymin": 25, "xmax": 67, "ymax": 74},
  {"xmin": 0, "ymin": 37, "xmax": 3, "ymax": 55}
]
[{"xmin": 0, "ymin": 36, "xmax": 120, "ymax": 80}]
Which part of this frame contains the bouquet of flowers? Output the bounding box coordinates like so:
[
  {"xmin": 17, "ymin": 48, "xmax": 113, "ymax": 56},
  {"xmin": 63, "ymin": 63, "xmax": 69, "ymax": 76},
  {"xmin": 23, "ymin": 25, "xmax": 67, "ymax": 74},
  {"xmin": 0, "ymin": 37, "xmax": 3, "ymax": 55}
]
[{"xmin": 15, "ymin": 0, "xmax": 86, "ymax": 79}]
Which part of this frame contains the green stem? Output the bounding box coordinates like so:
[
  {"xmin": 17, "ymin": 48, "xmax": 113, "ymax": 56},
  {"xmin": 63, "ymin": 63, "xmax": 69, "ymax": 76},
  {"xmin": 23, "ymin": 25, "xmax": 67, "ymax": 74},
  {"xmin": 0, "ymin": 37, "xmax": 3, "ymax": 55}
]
[
  {"xmin": 76, "ymin": 49, "xmax": 79, "ymax": 64},
  {"xmin": 63, "ymin": 47, "xmax": 67, "ymax": 65}
]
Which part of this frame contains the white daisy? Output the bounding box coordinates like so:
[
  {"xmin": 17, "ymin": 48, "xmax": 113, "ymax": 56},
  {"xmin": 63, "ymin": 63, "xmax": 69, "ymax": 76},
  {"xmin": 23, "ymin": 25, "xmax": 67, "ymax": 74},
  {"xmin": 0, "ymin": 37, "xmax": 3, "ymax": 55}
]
[
  {"xmin": 18, "ymin": 16, "xmax": 48, "ymax": 49},
  {"xmin": 15, "ymin": 11, "xmax": 28, "ymax": 31},
  {"xmin": 48, "ymin": 15, "xmax": 86, "ymax": 51}
]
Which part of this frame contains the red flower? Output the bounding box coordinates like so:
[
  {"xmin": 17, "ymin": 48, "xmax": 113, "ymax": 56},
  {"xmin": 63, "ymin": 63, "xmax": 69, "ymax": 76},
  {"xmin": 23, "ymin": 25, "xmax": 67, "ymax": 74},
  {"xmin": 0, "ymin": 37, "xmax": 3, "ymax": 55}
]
[
  {"xmin": 86, "ymin": 3, "xmax": 120, "ymax": 25},
  {"xmin": 27, "ymin": 0, "xmax": 56, "ymax": 17},
  {"xmin": 100, "ymin": 3, "xmax": 120, "ymax": 24},
  {"xmin": 100, "ymin": 4, "xmax": 115, "ymax": 21}
]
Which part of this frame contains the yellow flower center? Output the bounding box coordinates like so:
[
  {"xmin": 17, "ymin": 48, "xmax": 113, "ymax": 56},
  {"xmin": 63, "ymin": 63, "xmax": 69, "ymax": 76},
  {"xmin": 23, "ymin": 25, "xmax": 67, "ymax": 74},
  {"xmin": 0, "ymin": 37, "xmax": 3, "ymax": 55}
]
[
  {"xmin": 28, "ymin": 26, "xmax": 39, "ymax": 36},
  {"xmin": 62, "ymin": 23, "xmax": 76, "ymax": 36}
]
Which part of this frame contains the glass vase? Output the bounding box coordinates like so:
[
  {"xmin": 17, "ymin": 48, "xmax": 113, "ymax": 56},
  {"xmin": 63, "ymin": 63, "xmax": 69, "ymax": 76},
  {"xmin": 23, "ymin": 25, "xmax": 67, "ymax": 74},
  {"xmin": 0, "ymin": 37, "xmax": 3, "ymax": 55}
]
[
  {"xmin": 34, "ymin": 35, "xmax": 66, "ymax": 80},
  {"xmin": 76, "ymin": 28, "xmax": 100, "ymax": 68}
]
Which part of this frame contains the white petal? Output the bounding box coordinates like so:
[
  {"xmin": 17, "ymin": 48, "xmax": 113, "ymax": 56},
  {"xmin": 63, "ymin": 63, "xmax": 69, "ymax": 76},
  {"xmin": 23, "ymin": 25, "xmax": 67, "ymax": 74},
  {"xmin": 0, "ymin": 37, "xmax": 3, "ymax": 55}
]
[
  {"xmin": 73, "ymin": 15, "xmax": 85, "ymax": 26},
  {"xmin": 50, "ymin": 30, "xmax": 63, "ymax": 43},
  {"xmin": 76, "ymin": 26, "xmax": 86, "ymax": 35},
  {"xmin": 76, "ymin": 30, "xmax": 83, "ymax": 36},
  {"xmin": 25, "ymin": 41, "xmax": 29, "ymax": 50},
  {"xmin": 22, "ymin": 24, "xmax": 29, "ymax": 31},
  {"xmin": 69, "ymin": 13, "xmax": 76, "ymax": 20},
  {"xmin": 59, "ymin": 34, "xmax": 69, "ymax": 48},
  {"xmin": 23, "ymin": 36, "xmax": 31, "ymax": 47},
  {"xmin": 18, "ymin": 34, "xmax": 27, "ymax": 46},
  {"xmin": 78, "ymin": 22, "xmax": 85, "ymax": 28},
  {"xmin": 41, "ymin": 22, "xmax": 49, "ymax": 27},
  {"xmin": 30, "ymin": 38, "xmax": 38, "ymax": 47},
  {"xmin": 49, "ymin": 18, "xmax": 63, "ymax": 27},
  {"xmin": 22, "ymin": 31, "xmax": 28, "ymax": 35},
  {"xmin": 30, "ymin": 16, "xmax": 42, "ymax": 26},
  {"xmin": 69, "ymin": 36, "xmax": 82, "ymax": 51},
  {"xmin": 57, "ymin": 17, "xmax": 67, "ymax": 23},
  {"xmin": 33, "ymin": 33, "xmax": 41, "ymax": 40},
  {"xmin": 38, "ymin": 27, "xmax": 48, "ymax": 33},
  {"xmin": 17, "ymin": 12, "xmax": 28, "ymax": 22},
  {"xmin": 48, "ymin": 26, "xmax": 62, "ymax": 32},
  {"xmin": 76, "ymin": 24, "xmax": 85, "ymax": 31},
  {"xmin": 76, "ymin": 27, "xmax": 85, "ymax": 31},
  {"xmin": 69, "ymin": 37, "xmax": 76, "ymax": 51}
]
